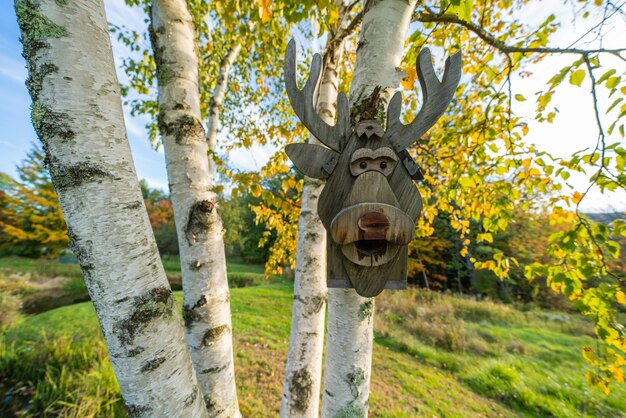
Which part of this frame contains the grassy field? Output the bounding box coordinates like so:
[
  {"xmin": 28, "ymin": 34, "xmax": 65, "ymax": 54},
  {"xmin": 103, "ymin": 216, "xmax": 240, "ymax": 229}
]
[
  {"xmin": 1, "ymin": 276, "xmax": 625, "ymax": 417},
  {"xmin": 0, "ymin": 256, "xmax": 267, "ymax": 318}
]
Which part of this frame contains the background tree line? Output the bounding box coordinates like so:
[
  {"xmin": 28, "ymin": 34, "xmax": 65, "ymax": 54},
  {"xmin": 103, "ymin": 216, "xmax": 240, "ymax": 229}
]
[{"xmin": 3, "ymin": 145, "xmax": 623, "ymax": 310}]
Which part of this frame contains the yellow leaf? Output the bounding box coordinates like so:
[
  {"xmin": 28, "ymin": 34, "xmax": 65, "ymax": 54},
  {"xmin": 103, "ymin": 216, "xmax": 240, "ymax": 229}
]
[
  {"xmin": 521, "ymin": 124, "xmax": 529, "ymax": 136},
  {"xmin": 572, "ymin": 191, "xmax": 583, "ymax": 204},
  {"xmin": 257, "ymin": 0, "xmax": 271, "ymax": 23},
  {"xmin": 582, "ymin": 345, "xmax": 597, "ymax": 365},
  {"xmin": 609, "ymin": 365, "xmax": 625, "ymax": 383},
  {"xmin": 522, "ymin": 158, "xmax": 531, "ymax": 169},
  {"xmin": 250, "ymin": 184, "xmax": 262, "ymax": 198},
  {"xmin": 569, "ymin": 69, "xmax": 586, "ymax": 87},
  {"xmin": 401, "ymin": 65, "xmax": 417, "ymax": 90},
  {"xmin": 616, "ymin": 291, "xmax": 626, "ymax": 305}
]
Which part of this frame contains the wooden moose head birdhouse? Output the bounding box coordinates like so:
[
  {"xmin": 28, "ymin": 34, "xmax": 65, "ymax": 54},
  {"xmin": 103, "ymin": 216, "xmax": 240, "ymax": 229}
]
[{"xmin": 284, "ymin": 40, "xmax": 461, "ymax": 297}]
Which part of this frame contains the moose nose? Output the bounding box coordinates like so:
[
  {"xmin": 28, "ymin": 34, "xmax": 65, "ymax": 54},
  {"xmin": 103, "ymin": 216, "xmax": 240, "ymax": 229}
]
[{"xmin": 358, "ymin": 212, "xmax": 390, "ymax": 240}]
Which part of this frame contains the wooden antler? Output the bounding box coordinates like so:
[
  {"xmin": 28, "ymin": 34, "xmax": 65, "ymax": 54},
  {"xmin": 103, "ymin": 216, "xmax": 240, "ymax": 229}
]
[
  {"xmin": 284, "ymin": 39, "xmax": 349, "ymax": 152},
  {"xmin": 386, "ymin": 48, "xmax": 462, "ymax": 153}
]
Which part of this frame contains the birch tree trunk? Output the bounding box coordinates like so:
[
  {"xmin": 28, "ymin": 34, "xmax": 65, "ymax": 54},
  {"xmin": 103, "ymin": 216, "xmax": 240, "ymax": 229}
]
[
  {"xmin": 206, "ymin": 42, "xmax": 241, "ymax": 175},
  {"xmin": 14, "ymin": 0, "xmax": 207, "ymax": 416},
  {"xmin": 280, "ymin": 4, "xmax": 359, "ymax": 415},
  {"xmin": 321, "ymin": 1, "xmax": 417, "ymax": 416},
  {"xmin": 150, "ymin": 1, "xmax": 239, "ymax": 416}
]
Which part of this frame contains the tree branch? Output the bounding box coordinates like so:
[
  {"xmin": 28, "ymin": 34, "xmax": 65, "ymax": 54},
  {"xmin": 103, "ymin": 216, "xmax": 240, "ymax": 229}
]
[{"xmin": 414, "ymin": 9, "xmax": 626, "ymax": 62}]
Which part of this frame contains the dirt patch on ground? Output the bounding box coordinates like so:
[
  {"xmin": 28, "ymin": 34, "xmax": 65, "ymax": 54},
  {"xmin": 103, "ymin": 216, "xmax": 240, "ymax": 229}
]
[{"xmin": 234, "ymin": 335, "xmax": 287, "ymax": 416}]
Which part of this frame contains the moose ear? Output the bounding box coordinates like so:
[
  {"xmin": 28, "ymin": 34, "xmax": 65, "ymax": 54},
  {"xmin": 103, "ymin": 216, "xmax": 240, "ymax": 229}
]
[{"xmin": 286, "ymin": 143, "xmax": 339, "ymax": 179}]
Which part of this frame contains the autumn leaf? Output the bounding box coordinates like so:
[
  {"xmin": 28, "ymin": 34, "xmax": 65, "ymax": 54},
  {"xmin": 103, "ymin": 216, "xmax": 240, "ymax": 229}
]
[
  {"xmin": 401, "ymin": 64, "xmax": 417, "ymax": 89},
  {"xmin": 257, "ymin": 0, "xmax": 271, "ymax": 23},
  {"xmin": 569, "ymin": 69, "xmax": 586, "ymax": 87}
]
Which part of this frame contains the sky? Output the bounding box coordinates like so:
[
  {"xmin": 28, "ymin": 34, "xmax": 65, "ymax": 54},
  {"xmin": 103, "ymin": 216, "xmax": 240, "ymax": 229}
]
[{"xmin": 1, "ymin": 1, "xmax": 625, "ymax": 212}]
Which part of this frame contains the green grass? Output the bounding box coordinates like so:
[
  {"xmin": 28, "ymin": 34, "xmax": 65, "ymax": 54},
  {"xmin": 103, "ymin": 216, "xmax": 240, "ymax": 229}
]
[
  {"xmin": 2, "ymin": 282, "xmax": 625, "ymax": 417},
  {"xmin": 0, "ymin": 256, "xmax": 267, "ymax": 318}
]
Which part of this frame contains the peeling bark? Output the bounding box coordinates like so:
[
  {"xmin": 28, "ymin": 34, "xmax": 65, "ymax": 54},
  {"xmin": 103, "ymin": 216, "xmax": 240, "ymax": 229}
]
[
  {"xmin": 321, "ymin": 0, "xmax": 417, "ymax": 416},
  {"xmin": 14, "ymin": 0, "xmax": 207, "ymax": 416},
  {"xmin": 150, "ymin": 0, "xmax": 239, "ymax": 416}
]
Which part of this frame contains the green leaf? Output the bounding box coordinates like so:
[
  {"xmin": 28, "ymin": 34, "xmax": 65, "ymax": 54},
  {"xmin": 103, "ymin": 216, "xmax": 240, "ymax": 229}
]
[
  {"xmin": 514, "ymin": 94, "xmax": 526, "ymax": 102},
  {"xmin": 606, "ymin": 77, "xmax": 620, "ymax": 89},
  {"xmin": 597, "ymin": 69, "xmax": 616, "ymax": 84},
  {"xmin": 569, "ymin": 69, "xmax": 586, "ymax": 87}
]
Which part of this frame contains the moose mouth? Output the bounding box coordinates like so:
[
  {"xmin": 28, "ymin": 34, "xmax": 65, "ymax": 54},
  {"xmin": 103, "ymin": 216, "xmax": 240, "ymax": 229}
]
[
  {"xmin": 330, "ymin": 203, "xmax": 414, "ymax": 268},
  {"xmin": 355, "ymin": 239, "xmax": 387, "ymax": 258}
]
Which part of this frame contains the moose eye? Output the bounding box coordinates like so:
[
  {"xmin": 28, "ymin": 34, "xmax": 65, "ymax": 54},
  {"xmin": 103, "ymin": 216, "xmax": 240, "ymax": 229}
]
[
  {"xmin": 380, "ymin": 161, "xmax": 387, "ymax": 169},
  {"xmin": 359, "ymin": 161, "xmax": 367, "ymax": 169}
]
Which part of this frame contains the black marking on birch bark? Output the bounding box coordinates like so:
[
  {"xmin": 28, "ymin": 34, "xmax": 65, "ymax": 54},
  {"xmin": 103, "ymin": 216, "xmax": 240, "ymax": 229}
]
[
  {"xmin": 48, "ymin": 161, "xmax": 113, "ymax": 191},
  {"xmin": 358, "ymin": 300, "xmax": 374, "ymax": 321},
  {"xmin": 294, "ymin": 294, "xmax": 326, "ymax": 316},
  {"xmin": 182, "ymin": 385, "xmax": 199, "ymax": 408},
  {"xmin": 126, "ymin": 346, "xmax": 145, "ymax": 357},
  {"xmin": 157, "ymin": 113, "xmax": 205, "ymax": 145},
  {"xmin": 123, "ymin": 201, "xmax": 143, "ymax": 210},
  {"xmin": 182, "ymin": 295, "xmax": 207, "ymax": 328},
  {"xmin": 124, "ymin": 403, "xmax": 152, "ymax": 418},
  {"xmin": 204, "ymin": 395, "xmax": 226, "ymax": 415},
  {"xmin": 184, "ymin": 199, "xmax": 215, "ymax": 245},
  {"xmin": 189, "ymin": 260, "xmax": 203, "ymax": 271},
  {"xmin": 346, "ymin": 368, "xmax": 365, "ymax": 398},
  {"xmin": 201, "ymin": 324, "xmax": 230, "ymax": 346},
  {"xmin": 148, "ymin": 23, "xmax": 174, "ymax": 86},
  {"xmin": 334, "ymin": 405, "xmax": 367, "ymax": 418},
  {"xmin": 201, "ymin": 364, "xmax": 228, "ymax": 374},
  {"xmin": 289, "ymin": 368, "xmax": 313, "ymax": 412},
  {"xmin": 140, "ymin": 356, "xmax": 166, "ymax": 373},
  {"xmin": 113, "ymin": 287, "xmax": 175, "ymax": 347},
  {"xmin": 66, "ymin": 225, "xmax": 94, "ymax": 281}
]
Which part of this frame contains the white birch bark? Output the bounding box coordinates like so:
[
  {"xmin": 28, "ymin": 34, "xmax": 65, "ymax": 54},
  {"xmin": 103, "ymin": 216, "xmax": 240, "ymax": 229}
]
[
  {"xmin": 150, "ymin": 1, "xmax": 239, "ymax": 416},
  {"xmin": 280, "ymin": 5, "xmax": 358, "ymax": 415},
  {"xmin": 280, "ymin": 52, "xmax": 335, "ymax": 418},
  {"xmin": 14, "ymin": 0, "xmax": 207, "ymax": 416},
  {"xmin": 321, "ymin": 1, "xmax": 417, "ymax": 416},
  {"xmin": 206, "ymin": 42, "xmax": 241, "ymax": 174}
]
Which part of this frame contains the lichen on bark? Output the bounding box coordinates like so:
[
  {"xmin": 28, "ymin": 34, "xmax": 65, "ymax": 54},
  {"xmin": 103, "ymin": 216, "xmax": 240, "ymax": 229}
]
[
  {"xmin": 31, "ymin": 101, "xmax": 75, "ymax": 141},
  {"xmin": 201, "ymin": 324, "xmax": 230, "ymax": 346},
  {"xmin": 114, "ymin": 287, "xmax": 176, "ymax": 347},
  {"xmin": 358, "ymin": 299, "xmax": 374, "ymax": 321},
  {"xmin": 333, "ymin": 405, "xmax": 367, "ymax": 418},
  {"xmin": 48, "ymin": 161, "xmax": 112, "ymax": 190},
  {"xmin": 158, "ymin": 113, "xmax": 205, "ymax": 145},
  {"xmin": 290, "ymin": 368, "xmax": 313, "ymax": 412}
]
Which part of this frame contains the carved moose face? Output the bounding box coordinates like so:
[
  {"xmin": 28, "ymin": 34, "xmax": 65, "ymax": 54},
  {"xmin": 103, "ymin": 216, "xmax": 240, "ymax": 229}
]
[{"xmin": 284, "ymin": 40, "xmax": 461, "ymax": 297}]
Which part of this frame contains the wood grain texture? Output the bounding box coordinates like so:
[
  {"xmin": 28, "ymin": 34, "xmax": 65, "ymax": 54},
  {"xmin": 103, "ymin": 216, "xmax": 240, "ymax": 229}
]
[
  {"xmin": 284, "ymin": 40, "xmax": 350, "ymax": 152},
  {"xmin": 386, "ymin": 48, "xmax": 462, "ymax": 153},
  {"xmin": 343, "ymin": 246, "xmax": 408, "ymax": 297},
  {"xmin": 397, "ymin": 149, "xmax": 425, "ymax": 180},
  {"xmin": 330, "ymin": 202, "xmax": 415, "ymax": 246},
  {"xmin": 285, "ymin": 143, "xmax": 339, "ymax": 179}
]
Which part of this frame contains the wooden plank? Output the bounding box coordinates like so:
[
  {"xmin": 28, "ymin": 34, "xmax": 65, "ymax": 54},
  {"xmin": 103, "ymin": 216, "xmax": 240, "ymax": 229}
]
[
  {"xmin": 386, "ymin": 48, "xmax": 462, "ymax": 153},
  {"xmin": 284, "ymin": 40, "xmax": 350, "ymax": 152},
  {"xmin": 285, "ymin": 143, "xmax": 339, "ymax": 179}
]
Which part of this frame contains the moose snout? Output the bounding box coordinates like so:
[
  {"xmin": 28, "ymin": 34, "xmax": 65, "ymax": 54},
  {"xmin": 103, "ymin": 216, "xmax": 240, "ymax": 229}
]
[{"xmin": 358, "ymin": 212, "xmax": 390, "ymax": 240}]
